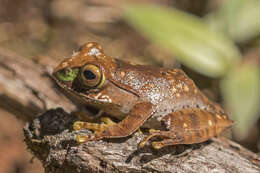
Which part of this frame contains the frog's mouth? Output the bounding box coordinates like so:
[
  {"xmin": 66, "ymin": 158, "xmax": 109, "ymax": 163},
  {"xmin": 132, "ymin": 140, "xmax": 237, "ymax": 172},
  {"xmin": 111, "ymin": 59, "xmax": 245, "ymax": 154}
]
[{"xmin": 53, "ymin": 74, "xmax": 105, "ymax": 118}]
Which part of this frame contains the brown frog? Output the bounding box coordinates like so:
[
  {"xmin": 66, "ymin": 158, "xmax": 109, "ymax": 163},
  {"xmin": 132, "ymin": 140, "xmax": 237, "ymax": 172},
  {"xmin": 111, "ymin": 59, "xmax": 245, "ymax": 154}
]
[{"xmin": 53, "ymin": 42, "xmax": 233, "ymax": 149}]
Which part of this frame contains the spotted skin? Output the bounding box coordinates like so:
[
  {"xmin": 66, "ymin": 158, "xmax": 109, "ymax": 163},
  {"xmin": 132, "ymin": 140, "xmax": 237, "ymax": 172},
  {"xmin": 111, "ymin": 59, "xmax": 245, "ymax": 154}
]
[
  {"xmin": 53, "ymin": 42, "xmax": 234, "ymax": 149},
  {"xmin": 139, "ymin": 109, "xmax": 233, "ymax": 149}
]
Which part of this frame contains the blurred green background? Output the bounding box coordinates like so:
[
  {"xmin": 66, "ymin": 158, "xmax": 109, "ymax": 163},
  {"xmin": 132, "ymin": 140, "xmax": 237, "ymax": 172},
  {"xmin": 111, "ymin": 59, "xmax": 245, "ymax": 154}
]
[{"xmin": 0, "ymin": 0, "xmax": 259, "ymax": 172}]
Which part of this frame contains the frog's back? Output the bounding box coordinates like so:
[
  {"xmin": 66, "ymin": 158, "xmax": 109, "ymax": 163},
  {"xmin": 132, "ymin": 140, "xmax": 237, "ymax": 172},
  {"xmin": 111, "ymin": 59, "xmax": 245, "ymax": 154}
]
[
  {"xmin": 157, "ymin": 68, "xmax": 225, "ymax": 115},
  {"xmin": 112, "ymin": 63, "xmax": 225, "ymax": 130},
  {"xmin": 112, "ymin": 60, "xmax": 223, "ymax": 115}
]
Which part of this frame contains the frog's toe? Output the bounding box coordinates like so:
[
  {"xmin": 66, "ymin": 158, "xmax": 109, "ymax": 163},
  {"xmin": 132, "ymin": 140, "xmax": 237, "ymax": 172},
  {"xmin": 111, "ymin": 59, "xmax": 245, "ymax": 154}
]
[
  {"xmin": 149, "ymin": 129, "xmax": 160, "ymax": 133},
  {"xmin": 73, "ymin": 121, "xmax": 84, "ymax": 131},
  {"xmin": 73, "ymin": 121, "xmax": 108, "ymax": 132},
  {"xmin": 152, "ymin": 141, "xmax": 163, "ymax": 149},
  {"xmin": 76, "ymin": 133, "xmax": 104, "ymax": 143},
  {"xmin": 138, "ymin": 140, "xmax": 147, "ymax": 148},
  {"xmin": 100, "ymin": 117, "xmax": 116, "ymax": 126},
  {"xmin": 138, "ymin": 132, "xmax": 160, "ymax": 148},
  {"xmin": 76, "ymin": 134, "xmax": 90, "ymax": 143},
  {"xmin": 138, "ymin": 129, "xmax": 143, "ymax": 134}
]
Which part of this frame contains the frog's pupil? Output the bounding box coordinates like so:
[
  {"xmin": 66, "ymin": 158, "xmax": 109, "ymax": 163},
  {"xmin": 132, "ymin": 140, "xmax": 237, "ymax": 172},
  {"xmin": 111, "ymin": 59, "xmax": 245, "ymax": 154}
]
[{"xmin": 83, "ymin": 70, "xmax": 96, "ymax": 80}]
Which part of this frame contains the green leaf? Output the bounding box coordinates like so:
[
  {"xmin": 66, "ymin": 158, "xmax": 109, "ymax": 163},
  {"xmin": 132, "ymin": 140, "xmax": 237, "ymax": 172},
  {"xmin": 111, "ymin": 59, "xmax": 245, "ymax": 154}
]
[
  {"xmin": 206, "ymin": 0, "xmax": 260, "ymax": 42},
  {"xmin": 221, "ymin": 64, "xmax": 260, "ymax": 139},
  {"xmin": 123, "ymin": 4, "xmax": 241, "ymax": 77}
]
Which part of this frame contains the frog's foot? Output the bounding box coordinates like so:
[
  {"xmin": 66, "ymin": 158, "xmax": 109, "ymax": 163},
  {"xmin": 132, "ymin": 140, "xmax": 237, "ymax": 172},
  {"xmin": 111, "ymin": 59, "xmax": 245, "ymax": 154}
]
[
  {"xmin": 74, "ymin": 117, "xmax": 117, "ymax": 143},
  {"xmin": 138, "ymin": 129, "xmax": 143, "ymax": 134},
  {"xmin": 139, "ymin": 130, "xmax": 183, "ymax": 149},
  {"xmin": 151, "ymin": 139, "xmax": 179, "ymax": 149},
  {"xmin": 100, "ymin": 117, "xmax": 116, "ymax": 126},
  {"xmin": 138, "ymin": 129, "xmax": 162, "ymax": 148},
  {"xmin": 73, "ymin": 117, "xmax": 116, "ymax": 131},
  {"xmin": 76, "ymin": 133, "xmax": 97, "ymax": 143},
  {"xmin": 73, "ymin": 121, "xmax": 108, "ymax": 132},
  {"xmin": 74, "ymin": 121, "xmax": 109, "ymax": 143}
]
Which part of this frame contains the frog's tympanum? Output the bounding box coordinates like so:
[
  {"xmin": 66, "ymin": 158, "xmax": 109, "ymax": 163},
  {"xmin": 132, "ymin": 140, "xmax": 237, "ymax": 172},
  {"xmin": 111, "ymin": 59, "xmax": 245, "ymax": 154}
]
[{"xmin": 53, "ymin": 42, "xmax": 234, "ymax": 149}]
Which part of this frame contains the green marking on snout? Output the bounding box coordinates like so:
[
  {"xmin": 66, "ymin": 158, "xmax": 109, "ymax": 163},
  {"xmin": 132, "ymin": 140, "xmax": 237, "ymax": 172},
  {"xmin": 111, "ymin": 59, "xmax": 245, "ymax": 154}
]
[{"xmin": 56, "ymin": 68, "xmax": 79, "ymax": 81}]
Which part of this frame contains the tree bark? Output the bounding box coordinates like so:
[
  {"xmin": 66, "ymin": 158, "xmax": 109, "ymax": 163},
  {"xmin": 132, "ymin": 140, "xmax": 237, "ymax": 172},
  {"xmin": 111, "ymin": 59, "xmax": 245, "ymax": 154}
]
[
  {"xmin": 0, "ymin": 48, "xmax": 76, "ymax": 121},
  {"xmin": 1, "ymin": 49, "xmax": 260, "ymax": 173}
]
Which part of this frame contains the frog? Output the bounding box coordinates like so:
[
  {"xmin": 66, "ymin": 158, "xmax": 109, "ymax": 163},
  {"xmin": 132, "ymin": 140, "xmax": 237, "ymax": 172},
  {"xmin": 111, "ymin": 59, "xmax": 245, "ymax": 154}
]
[{"xmin": 52, "ymin": 42, "xmax": 234, "ymax": 149}]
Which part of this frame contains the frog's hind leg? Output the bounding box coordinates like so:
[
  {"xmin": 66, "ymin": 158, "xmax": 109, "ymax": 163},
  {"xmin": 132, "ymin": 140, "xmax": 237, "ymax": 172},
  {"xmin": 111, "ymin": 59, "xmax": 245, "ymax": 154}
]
[
  {"xmin": 139, "ymin": 130, "xmax": 183, "ymax": 149},
  {"xmin": 139, "ymin": 108, "xmax": 233, "ymax": 149}
]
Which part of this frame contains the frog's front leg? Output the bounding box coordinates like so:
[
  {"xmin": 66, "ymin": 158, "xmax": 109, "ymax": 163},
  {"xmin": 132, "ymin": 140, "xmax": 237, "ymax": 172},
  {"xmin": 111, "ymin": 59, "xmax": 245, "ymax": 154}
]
[
  {"xmin": 73, "ymin": 116, "xmax": 116, "ymax": 131},
  {"xmin": 75, "ymin": 102, "xmax": 154, "ymax": 143},
  {"xmin": 73, "ymin": 117, "xmax": 117, "ymax": 142}
]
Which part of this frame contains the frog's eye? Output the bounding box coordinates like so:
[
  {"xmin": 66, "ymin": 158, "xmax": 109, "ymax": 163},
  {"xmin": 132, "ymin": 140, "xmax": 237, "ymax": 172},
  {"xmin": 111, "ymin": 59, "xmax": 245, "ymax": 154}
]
[
  {"xmin": 55, "ymin": 68, "xmax": 79, "ymax": 82},
  {"xmin": 80, "ymin": 64, "xmax": 105, "ymax": 88}
]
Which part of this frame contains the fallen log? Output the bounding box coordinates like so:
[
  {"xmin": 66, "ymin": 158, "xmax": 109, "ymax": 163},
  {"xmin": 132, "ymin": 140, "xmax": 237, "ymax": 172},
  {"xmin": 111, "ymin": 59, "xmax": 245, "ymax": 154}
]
[{"xmin": 0, "ymin": 49, "xmax": 259, "ymax": 172}]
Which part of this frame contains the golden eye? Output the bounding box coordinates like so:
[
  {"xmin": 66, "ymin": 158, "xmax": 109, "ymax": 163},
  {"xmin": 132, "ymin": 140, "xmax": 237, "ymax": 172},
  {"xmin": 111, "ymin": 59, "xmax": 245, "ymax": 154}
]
[{"xmin": 80, "ymin": 64, "xmax": 105, "ymax": 88}]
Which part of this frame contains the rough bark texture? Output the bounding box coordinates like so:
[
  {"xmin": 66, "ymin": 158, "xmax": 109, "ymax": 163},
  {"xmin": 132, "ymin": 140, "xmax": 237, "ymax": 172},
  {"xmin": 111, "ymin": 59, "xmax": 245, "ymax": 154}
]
[
  {"xmin": 1, "ymin": 49, "xmax": 260, "ymax": 173},
  {"xmin": 23, "ymin": 108, "xmax": 260, "ymax": 173}
]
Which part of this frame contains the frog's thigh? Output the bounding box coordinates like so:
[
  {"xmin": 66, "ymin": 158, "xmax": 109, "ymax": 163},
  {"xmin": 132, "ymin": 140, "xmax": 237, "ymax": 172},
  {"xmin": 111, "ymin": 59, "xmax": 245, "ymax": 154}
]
[
  {"xmin": 162, "ymin": 108, "xmax": 232, "ymax": 145},
  {"xmin": 141, "ymin": 108, "xmax": 232, "ymax": 149}
]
